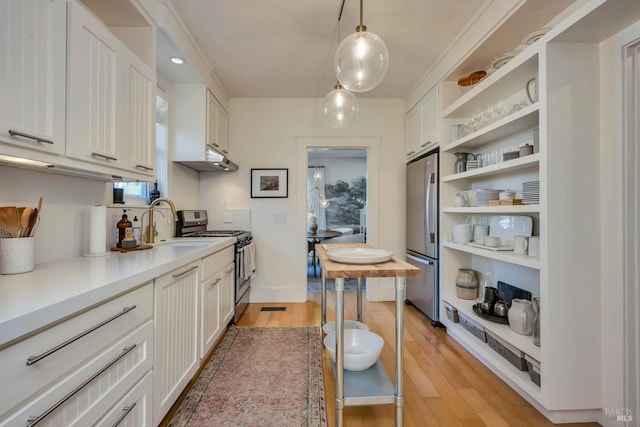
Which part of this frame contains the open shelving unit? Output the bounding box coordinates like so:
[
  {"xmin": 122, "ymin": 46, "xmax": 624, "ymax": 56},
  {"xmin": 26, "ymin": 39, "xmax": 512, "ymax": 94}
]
[{"xmin": 433, "ymin": 0, "xmax": 640, "ymax": 422}]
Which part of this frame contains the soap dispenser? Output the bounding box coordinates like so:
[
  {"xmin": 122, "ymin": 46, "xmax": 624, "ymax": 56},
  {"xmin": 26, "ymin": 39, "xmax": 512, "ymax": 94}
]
[
  {"xmin": 132, "ymin": 216, "xmax": 141, "ymax": 245},
  {"xmin": 116, "ymin": 210, "xmax": 132, "ymax": 248}
]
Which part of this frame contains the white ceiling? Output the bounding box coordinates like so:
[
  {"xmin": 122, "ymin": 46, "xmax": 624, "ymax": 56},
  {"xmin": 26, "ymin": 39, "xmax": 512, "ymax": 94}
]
[{"xmin": 163, "ymin": 0, "xmax": 488, "ymax": 98}]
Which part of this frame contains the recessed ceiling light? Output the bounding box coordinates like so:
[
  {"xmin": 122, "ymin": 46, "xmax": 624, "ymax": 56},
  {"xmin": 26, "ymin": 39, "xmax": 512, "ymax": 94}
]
[{"xmin": 170, "ymin": 56, "xmax": 185, "ymax": 65}]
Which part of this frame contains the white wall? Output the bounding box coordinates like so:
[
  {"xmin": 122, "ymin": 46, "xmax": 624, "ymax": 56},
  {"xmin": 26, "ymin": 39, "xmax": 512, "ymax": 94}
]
[
  {"xmin": 0, "ymin": 166, "xmax": 109, "ymax": 263},
  {"xmin": 599, "ymin": 21, "xmax": 640, "ymax": 427},
  {"xmin": 199, "ymin": 98, "xmax": 405, "ymax": 303}
]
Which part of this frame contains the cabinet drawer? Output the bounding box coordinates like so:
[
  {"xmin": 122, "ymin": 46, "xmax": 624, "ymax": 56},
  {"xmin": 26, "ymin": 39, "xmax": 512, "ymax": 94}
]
[
  {"xmin": 0, "ymin": 321, "xmax": 153, "ymax": 427},
  {"xmin": 202, "ymin": 246, "xmax": 234, "ymax": 282},
  {"xmin": 0, "ymin": 283, "xmax": 153, "ymax": 415},
  {"xmin": 95, "ymin": 371, "xmax": 153, "ymax": 427}
]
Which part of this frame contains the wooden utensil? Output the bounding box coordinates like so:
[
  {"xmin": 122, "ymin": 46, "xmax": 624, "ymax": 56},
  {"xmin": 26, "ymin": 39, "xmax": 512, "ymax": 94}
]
[
  {"xmin": 26, "ymin": 197, "xmax": 42, "ymax": 237},
  {"xmin": 26, "ymin": 209, "xmax": 38, "ymax": 237},
  {"xmin": 0, "ymin": 206, "xmax": 20, "ymax": 238},
  {"xmin": 20, "ymin": 208, "xmax": 33, "ymax": 237}
]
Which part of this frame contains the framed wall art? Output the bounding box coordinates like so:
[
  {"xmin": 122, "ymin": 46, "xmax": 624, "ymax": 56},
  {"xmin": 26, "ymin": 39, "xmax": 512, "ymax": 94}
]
[{"xmin": 251, "ymin": 168, "xmax": 288, "ymax": 198}]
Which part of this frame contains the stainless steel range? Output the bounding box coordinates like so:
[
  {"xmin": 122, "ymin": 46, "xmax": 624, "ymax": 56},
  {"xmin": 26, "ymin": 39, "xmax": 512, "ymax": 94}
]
[{"xmin": 176, "ymin": 210, "xmax": 254, "ymax": 323}]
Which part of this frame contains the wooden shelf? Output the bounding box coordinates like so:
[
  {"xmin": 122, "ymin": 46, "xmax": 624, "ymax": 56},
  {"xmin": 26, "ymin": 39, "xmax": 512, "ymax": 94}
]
[
  {"xmin": 442, "ymin": 242, "xmax": 541, "ymax": 269},
  {"xmin": 443, "ymin": 105, "xmax": 539, "ymax": 152},
  {"xmin": 442, "ymin": 153, "xmax": 540, "ymax": 181}
]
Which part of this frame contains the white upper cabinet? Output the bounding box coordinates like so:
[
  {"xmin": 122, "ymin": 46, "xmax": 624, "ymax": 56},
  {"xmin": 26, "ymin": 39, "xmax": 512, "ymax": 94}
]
[
  {"xmin": 122, "ymin": 49, "xmax": 155, "ymax": 176},
  {"xmin": 0, "ymin": 0, "xmax": 67, "ymax": 155},
  {"xmin": 406, "ymin": 86, "xmax": 439, "ymax": 159},
  {"xmin": 215, "ymin": 100, "xmax": 228, "ymax": 155},
  {"xmin": 206, "ymin": 90, "xmax": 228, "ymax": 155},
  {"xmin": 173, "ymin": 86, "xmax": 229, "ymax": 162},
  {"xmin": 66, "ymin": 0, "xmax": 156, "ymax": 177},
  {"xmin": 66, "ymin": 0, "xmax": 122, "ymax": 167}
]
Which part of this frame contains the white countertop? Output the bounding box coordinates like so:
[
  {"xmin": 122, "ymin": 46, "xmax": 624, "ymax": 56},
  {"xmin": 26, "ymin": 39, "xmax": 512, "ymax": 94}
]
[{"xmin": 0, "ymin": 237, "xmax": 235, "ymax": 347}]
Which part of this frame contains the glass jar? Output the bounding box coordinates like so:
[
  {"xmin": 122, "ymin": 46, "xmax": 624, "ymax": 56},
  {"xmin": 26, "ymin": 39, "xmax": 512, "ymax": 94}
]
[{"xmin": 454, "ymin": 152, "xmax": 470, "ymax": 174}]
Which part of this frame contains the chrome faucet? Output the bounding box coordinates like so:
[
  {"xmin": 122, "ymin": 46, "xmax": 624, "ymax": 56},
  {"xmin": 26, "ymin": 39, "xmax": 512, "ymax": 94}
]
[{"xmin": 144, "ymin": 198, "xmax": 179, "ymax": 244}]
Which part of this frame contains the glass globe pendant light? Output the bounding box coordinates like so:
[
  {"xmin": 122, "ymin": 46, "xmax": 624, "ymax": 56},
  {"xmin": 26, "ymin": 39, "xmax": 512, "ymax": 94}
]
[
  {"xmin": 334, "ymin": 0, "xmax": 389, "ymax": 92},
  {"xmin": 322, "ymin": 82, "xmax": 358, "ymax": 128}
]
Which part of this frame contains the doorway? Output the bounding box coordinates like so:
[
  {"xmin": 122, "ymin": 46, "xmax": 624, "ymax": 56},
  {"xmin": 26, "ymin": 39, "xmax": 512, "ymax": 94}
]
[
  {"xmin": 306, "ymin": 148, "xmax": 367, "ymax": 291},
  {"xmin": 295, "ymin": 137, "xmax": 381, "ymax": 302}
]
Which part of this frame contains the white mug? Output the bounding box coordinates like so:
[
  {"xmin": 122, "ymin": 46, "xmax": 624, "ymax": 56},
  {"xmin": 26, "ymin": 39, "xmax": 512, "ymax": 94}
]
[
  {"xmin": 452, "ymin": 224, "xmax": 472, "ymax": 244},
  {"xmin": 528, "ymin": 236, "xmax": 540, "ymax": 258},
  {"xmin": 513, "ymin": 236, "xmax": 528, "ymax": 255},
  {"xmin": 473, "ymin": 224, "xmax": 489, "ymax": 243}
]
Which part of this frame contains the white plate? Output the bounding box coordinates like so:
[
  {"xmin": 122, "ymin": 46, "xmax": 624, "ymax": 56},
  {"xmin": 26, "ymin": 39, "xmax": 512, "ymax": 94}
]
[
  {"xmin": 489, "ymin": 51, "xmax": 520, "ymax": 69},
  {"xmin": 521, "ymin": 28, "xmax": 551, "ymax": 45},
  {"xmin": 489, "ymin": 215, "xmax": 533, "ymax": 246},
  {"xmin": 467, "ymin": 242, "xmax": 513, "ymax": 251},
  {"xmin": 327, "ymin": 248, "xmax": 393, "ymax": 264}
]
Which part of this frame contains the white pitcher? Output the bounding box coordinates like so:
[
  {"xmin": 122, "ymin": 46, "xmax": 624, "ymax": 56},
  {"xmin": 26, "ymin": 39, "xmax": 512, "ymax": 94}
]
[{"xmin": 508, "ymin": 298, "xmax": 536, "ymax": 335}]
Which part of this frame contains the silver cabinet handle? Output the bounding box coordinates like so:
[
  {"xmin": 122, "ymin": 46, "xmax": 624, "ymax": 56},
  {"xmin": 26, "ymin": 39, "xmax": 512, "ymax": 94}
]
[
  {"xmin": 172, "ymin": 265, "xmax": 198, "ymax": 279},
  {"xmin": 407, "ymin": 151, "xmax": 415, "ymax": 156},
  {"xmin": 420, "ymin": 141, "xmax": 432, "ymax": 147},
  {"xmin": 26, "ymin": 306, "xmax": 136, "ymax": 366},
  {"xmin": 210, "ymin": 277, "xmax": 222, "ymax": 286},
  {"xmin": 8, "ymin": 130, "xmax": 54, "ymax": 145},
  {"xmin": 406, "ymin": 253, "xmax": 432, "ymax": 265},
  {"xmin": 91, "ymin": 152, "xmax": 118, "ymax": 161},
  {"xmin": 225, "ymin": 267, "xmax": 234, "ymax": 274},
  {"xmin": 111, "ymin": 402, "xmax": 137, "ymax": 427},
  {"xmin": 135, "ymin": 164, "xmax": 154, "ymax": 172},
  {"xmin": 27, "ymin": 345, "xmax": 137, "ymax": 427}
]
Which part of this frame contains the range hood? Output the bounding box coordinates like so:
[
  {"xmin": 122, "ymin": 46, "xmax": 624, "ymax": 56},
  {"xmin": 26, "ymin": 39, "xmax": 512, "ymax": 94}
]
[{"xmin": 174, "ymin": 147, "xmax": 238, "ymax": 172}]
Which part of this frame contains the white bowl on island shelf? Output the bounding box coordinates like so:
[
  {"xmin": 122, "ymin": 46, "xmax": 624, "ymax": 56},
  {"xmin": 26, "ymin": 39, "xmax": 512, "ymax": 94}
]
[{"xmin": 324, "ymin": 329, "xmax": 384, "ymax": 371}]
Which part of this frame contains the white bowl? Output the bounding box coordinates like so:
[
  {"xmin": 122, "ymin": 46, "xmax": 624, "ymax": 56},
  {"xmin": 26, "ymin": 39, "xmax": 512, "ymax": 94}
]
[
  {"xmin": 322, "ymin": 320, "xmax": 369, "ymax": 335},
  {"xmin": 324, "ymin": 329, "xmax": 384, "ymax": 371}
]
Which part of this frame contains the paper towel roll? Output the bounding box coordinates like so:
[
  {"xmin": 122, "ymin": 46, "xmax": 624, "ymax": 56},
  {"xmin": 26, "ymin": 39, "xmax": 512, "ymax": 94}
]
[{"xmin": 90, "ymin": 204, "xmax": 107, "ymax": 254}]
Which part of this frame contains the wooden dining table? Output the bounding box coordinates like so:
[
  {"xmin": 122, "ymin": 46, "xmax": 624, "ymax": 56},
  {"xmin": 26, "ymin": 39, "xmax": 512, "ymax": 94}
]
[{"xmin": 307, "ymin": 229, "xmax": 342, "ymax": 277}]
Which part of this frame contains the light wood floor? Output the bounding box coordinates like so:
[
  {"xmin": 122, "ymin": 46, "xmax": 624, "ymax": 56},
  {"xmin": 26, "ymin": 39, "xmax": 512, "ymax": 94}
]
[{"xmin": 237, "ymin": 291, "xmax": 601, "ymax": 427}]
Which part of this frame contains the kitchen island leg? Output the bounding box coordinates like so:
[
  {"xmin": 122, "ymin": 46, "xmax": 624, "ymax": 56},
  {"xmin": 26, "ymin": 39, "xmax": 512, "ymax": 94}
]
[
  {"xmin": 321, "ymin": 272, "xmax": 327, "ymax": 328},
  {"xmin": 356, "ymin": 278, "xmax": 362, "ymax": 321},
  {"xmin": 335, "ymin": 277, "xmax": 345, "ymax": 427},
  {"xmin": 395, "ymin": 276, "xmax": 406, "ymax": 426}
]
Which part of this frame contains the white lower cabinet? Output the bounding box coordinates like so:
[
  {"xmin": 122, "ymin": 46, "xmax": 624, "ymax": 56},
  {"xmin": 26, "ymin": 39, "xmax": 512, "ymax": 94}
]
[
  {"xmin": 200, "ymin": 246, "xmax": 234, "ymax": 359},
  {"xmin": 0, "ymin": 321, "xmax": 153, "ymax": 427},
  {"xmin": 0, "ymin": 283, "xmax": 153, "ymax": 424},
  {"xmin": 96, "ymin": 371, "xmax": 153, "ymax": 427},
  {"xmin": 219, "ymin": 261, "xmax": 235, "ymax": 327},
  {"xmin": 153, "ymin": 262, "xmax": 200, "ymax": 425}
]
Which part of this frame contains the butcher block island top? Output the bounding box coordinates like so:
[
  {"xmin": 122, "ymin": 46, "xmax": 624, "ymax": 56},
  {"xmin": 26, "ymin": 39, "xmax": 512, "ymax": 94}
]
[{"xmin": 316, "ymin": 243, "xmax": 420, "ymax": 279}]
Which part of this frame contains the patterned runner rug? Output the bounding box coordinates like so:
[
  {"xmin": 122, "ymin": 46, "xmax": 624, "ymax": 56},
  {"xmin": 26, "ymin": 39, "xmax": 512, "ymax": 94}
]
[{"xmin": 169, "ymin": 326, "xmax": 327, "ymax": 427}]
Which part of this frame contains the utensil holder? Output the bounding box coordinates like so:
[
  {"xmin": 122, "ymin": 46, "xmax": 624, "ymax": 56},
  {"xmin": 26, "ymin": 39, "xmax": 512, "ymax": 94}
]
[{"xmin": 0, "ymin": 237, "xmax": 35, "ymax": 274}]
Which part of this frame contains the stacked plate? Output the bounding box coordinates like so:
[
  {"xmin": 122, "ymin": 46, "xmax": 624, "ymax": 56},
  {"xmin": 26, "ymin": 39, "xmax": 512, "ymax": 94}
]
[
  {"xmin": 522, "ymin": 181, "xmax": 540, "ymax": 204},
  {"xmin": 475, "ymin": 189, "xmax": 502, "ymax": 206}
]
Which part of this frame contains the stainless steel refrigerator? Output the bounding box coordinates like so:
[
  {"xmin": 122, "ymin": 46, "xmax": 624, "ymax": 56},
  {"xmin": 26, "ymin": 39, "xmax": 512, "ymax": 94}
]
[{"xmin": 406, "ymin": 150, "xmax": 440, "ymax": 326}]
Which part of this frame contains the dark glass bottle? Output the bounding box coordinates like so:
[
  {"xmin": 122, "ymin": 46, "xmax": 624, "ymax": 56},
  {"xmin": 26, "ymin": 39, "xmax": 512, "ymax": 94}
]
[
  {"xmin": 148, "ymin": 180, "xmax": 160, "ymax": 204},
  {"xmin": 116, "ymin": 210, "xmax": 132, "ymax": 248}
]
